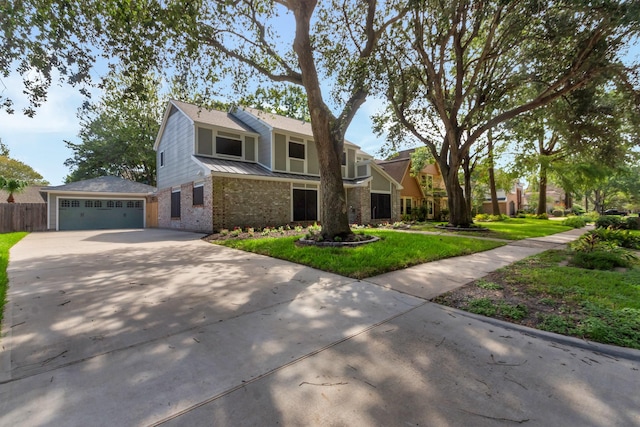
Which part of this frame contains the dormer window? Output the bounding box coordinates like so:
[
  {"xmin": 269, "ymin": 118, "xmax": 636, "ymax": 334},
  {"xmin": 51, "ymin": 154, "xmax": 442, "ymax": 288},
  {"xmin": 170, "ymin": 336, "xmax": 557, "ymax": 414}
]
[
  {"xmin": 216, "ymin": 136, "xmax": 242, "ymax": 157},
  {"xmin": 289, "ymin": 141, "xmax": 305, "ymax": 159},
  {"xmin": 197, "ymin": 127, "xmax": 253, "ymax": 160}
]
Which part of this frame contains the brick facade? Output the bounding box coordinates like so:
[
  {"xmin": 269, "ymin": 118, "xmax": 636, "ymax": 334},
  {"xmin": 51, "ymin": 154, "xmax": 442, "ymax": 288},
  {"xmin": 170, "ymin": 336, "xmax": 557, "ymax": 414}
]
[
  {"xmin": 157, "ymin": 176, "xmax": 400, "ymax": 232},
  {"xmin": 157, "ymin": 179, "xmax": 213, "ymax": 232},
  {"xmin": 212, "ymin": 177, "xmax": 291, "ymax": 230}
]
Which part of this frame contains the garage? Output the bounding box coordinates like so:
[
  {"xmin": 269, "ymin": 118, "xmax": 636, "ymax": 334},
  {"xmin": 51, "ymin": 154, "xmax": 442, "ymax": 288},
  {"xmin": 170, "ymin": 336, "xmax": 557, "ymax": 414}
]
[
  {"xmin": 58, "ymin": 199, "xmax": 145, "ymax": 230},
  {"xmin": 41, "ymin": 176, "xmax": 156, "ymax": 231}
]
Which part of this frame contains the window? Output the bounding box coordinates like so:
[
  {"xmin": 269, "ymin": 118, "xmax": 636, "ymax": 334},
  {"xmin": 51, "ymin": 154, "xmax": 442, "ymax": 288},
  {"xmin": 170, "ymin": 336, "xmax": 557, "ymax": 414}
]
[
  {"xmin": 341, "ymin": 151, "xmax": 347, "ymax": 166},
  {"xmin": 94, "ymin": 200, "xmax": 102, "ymax": 208},
  {"xmin": 371, "ymin": 193, "xmax": 391, "ymax": 219},
  {"xmin": 216, "ymin": 136, "xmax": 242, "ymax": 157},
  {"xmin": 107, "ymin": 201, "xmax": 114, "ymax": 208},
  {"xmin": 127, "ymin": 201, "xmax": 135, "ymax": 208},
  {"xmin": 134, "ymin": 201, "xmax": 142, "ymax": 208},
  {"xmin": 85, "ymin": 200, "xmax": 93, "ymax": 208},
  {"xmin": 71, "ymin": 200, "xmax": 80, "ymax": 208},
  {"xmin": 61, "ymin": 200, "xmax": 70, "ymax": 208},
  {"xmin": 289, "ymin": 141, "xmax": 305, "ymax": 159},
  {"xmin": 160, "ymin": 151, "xmax": 165, "ymax": 167},
  {"xmin": 193, "ymin": 184, "xmax": 204, "ymax": 206},
  {"xmin": 293, "ymin": 189, "xmax": 317, "ymax": 221},
  {"xmin": 115, "ymin": 201, "xmax": 123, "ymax": 208},
  {"xmin": 401, "ymin": 198, "xmax": 412, "ymax": 215},
  {"xmin": 171, "ymin": 191, "xmax": 181, "ymax": 218}
]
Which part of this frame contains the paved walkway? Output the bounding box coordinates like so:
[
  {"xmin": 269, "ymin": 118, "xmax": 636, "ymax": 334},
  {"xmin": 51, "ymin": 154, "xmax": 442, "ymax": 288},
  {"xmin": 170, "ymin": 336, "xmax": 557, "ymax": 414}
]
[{"xmin": 1, "ymin": 228, "xmax": 639, "ymax": 427}]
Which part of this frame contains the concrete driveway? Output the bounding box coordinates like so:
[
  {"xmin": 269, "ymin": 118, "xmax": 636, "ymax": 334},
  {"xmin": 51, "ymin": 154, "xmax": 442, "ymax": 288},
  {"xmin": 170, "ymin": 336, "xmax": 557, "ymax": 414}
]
[{"xmin": 1, "ymin": 229, "xmax": 639, "ymax": 426}]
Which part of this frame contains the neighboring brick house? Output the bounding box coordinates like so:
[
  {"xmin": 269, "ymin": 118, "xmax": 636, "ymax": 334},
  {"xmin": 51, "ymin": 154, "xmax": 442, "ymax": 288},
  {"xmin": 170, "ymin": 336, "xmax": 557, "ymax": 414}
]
[
  {"xmin": 154, "ymin": 100, "xmax": 402, "ymax": 232},
  {"xmin": 376, "ymin": 149, "xmax": 448, "ymax": 220},
  {"xmin": 481, "ymin": 182, "xmax": 524, "ymax": 216}
]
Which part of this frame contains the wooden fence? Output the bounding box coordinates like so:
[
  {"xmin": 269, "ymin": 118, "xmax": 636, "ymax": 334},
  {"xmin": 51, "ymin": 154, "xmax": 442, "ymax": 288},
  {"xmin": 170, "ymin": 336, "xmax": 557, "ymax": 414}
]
[{"xmin": 0, "ymin": 203, "xmax": 48, "ymax": 233}]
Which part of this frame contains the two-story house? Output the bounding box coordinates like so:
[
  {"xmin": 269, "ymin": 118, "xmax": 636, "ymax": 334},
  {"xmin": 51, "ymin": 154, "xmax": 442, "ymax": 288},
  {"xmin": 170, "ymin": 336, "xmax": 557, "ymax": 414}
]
[
  {"xmin": 376, "ymin": 148, "xmax": 448, "ymax": 220},
  {"xmin": 154, "ymin": 100, "xmax": 402, "ymax": 232}
]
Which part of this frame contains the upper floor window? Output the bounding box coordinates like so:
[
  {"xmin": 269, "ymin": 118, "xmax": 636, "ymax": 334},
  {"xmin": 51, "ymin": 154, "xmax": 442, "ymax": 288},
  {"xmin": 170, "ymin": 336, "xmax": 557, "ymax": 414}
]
[
  {"xmin": 216, "ymin": 136, "xmax": 242, "ymax": 157},
  {"xmin": 341, "ymin": 151, "xmax": 347, "ymax": 165},
  {"xmin": 197, "ymin": 127, "xmax": 246, "ymax": 159},
  {"xmin": 160, "ymin": 151, "xmax": 165, "ymax": 167},
  {"xmin": 289, "ymin": 141, "xmax": 305, "ymax": 159}
]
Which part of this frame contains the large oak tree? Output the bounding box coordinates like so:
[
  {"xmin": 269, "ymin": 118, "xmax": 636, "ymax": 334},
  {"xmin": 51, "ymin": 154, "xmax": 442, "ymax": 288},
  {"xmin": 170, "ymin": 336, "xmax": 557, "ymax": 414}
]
[
  {"xmin": 1, "ymin": 0, "xmax": 407, "ymax": 239},
  {"xmin": 376, "ymin": 0, "xmax": 640, "ymax": 227}
]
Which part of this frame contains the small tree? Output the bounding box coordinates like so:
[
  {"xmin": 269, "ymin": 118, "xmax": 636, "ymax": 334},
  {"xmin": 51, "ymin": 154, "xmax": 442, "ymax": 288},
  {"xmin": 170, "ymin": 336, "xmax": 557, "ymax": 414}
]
[{"xmin": 0, "ymin": 177, "xmax": 27, "ymax": 203}]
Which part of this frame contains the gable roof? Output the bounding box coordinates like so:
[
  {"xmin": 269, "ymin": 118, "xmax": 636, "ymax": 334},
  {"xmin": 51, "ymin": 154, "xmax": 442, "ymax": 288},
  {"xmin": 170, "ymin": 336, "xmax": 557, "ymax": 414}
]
[
  {"xmin": 375, "ymin": 157, "xmax": 410, "ymax": 184},
  {"xmin": 41, "ymin": 176, "xmax": 156, "ymax": 194},
  {"xmin": 154, "ymin": 100, "xmax": 259, "ymax": 150},
  {"xmin": 0, "ymin": 186, "xmax": 46, "ymax": 203},
  {"xmin": 234, "ymin": 106, "xmax": 360, "ymax": 148}
]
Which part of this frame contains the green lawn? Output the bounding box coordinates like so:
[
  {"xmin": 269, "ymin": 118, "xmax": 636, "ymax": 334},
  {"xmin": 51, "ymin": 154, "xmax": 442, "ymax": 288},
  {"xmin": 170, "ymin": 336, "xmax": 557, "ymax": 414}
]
[
  {"xmin": 0, "ymin": 232, "xmax": 27, "ymax": 324},
  {"xmin": 411, "ymin": 218, "xmax": 575, "ymax": 240},
  {"xmin": 435, "ymin": 250, "xmax": 640, "ymax": 349},
  {"xmin": 213, "ymin": 229, "xmax": 504, "ymax": 279}
]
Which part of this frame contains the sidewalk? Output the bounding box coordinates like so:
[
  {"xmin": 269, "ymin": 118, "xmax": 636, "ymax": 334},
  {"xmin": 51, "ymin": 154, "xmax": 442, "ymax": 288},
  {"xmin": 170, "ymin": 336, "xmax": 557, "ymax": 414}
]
[{"xmin": 366, "ymin": 226, "xmax": 589, "ymax": 300}]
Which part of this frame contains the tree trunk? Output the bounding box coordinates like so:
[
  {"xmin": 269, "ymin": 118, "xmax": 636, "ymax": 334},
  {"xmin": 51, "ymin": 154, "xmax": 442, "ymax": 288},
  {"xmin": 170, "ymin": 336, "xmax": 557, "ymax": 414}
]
[
  {"xmin": 441, "ymin": 161, "xmax": 472, "ymax": 227},
  {"xmin": 487, "ymin": 131, "xmax": 500, "ymax": 215},
  {"xmin": 537, "ymin": 163, "xmax": 548, "ymax": 215},
  {"xmin": 463, "ymin": 153, "xmax": 472, "ymax": 216},
  {"xmin": 291, "ymin": 0, "xmax": 352, "ymax": 239}
]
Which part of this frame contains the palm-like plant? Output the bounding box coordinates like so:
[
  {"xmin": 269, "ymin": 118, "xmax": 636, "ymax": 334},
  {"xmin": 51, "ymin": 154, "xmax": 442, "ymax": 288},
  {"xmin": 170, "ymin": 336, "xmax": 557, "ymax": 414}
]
[{"xmin": 1, "ymin": 177, "xmax": 27, "ymax": 203}]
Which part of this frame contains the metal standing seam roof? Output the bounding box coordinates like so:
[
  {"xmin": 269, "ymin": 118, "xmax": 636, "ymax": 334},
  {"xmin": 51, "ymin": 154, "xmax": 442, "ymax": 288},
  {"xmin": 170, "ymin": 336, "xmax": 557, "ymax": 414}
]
[
  {"xmin": 41, "ymin": 176, "xmax": 157, "ymax": 194},
  {"xmin": 194, "ymin": 156, "xmax": 369, "ymax": 185}
]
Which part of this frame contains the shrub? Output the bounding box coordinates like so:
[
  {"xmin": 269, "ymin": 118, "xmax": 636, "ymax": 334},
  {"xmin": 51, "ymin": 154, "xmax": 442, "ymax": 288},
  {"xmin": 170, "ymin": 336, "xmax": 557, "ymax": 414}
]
[
  {"xmin": 582, "ymin": 211, "xmax": 600, "ymax": 222},
  {"xmin": 536, "ymin": 213, "xmax": 549, "ymax": 220},
  {"xmin": 562, "ymin": 216, "xmax": 587, "ymax": 228},
  {"xmin": 625, "ymin": 217, "xmax": 640, "ymax": 230},
  {"xmin": 570, "ymin": 250, "xmax": 634, "ymax": 270},
  {"xmin": 474, "ymin": 213, "xmax": 490, "ymax": 222},
  {"xmin": 595, "ymin": 215, "xmax": 624, "ymax": 230},
  {"xmin": 552, "ymin": 209, "xmax": 564, "ymax": 217},
  {"xmin": 588, "ymin": 228, "xmax": 640, "ymax": 250}
]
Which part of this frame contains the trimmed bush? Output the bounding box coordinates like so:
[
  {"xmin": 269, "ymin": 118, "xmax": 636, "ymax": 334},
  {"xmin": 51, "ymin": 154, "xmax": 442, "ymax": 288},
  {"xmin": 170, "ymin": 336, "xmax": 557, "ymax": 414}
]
[
  {"xmin": 570, "ymin": 250, "xmax": 633, "ymax": 270},
  {"xmin": 595, "ymin": 215, "xmax": 624, "ymax": 230},
  {"xmin": 536, "ymin": 213, "xmax": 549, "ymax": 220},
  {"xmin": 552, "ymin": 209, "xmax": 564, "ymax": 217},
  {"xmin": 626, "ymin": 217, "xmax": 640, "ymax": 230},
  {"xmin": 562, "ymin": 216, "xmax": 587, "ymax": 228}
]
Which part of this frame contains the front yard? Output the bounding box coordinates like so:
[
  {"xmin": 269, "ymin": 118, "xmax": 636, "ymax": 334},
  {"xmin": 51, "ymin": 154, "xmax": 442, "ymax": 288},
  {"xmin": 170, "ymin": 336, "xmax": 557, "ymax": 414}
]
[
  {"xmin": 434, "ymin": 249, "xmax": 640, "ymax": 349},
  {"xmin": 210, "ymin": 229, "xmax": 504, "ymax": 279},
  {"xmin": 0, "ymin": 232, "xmax": 27, "ymax": 323},
  {"xmin": 410, "ymin": 217, "xmax": 574, "ymax": 240}
]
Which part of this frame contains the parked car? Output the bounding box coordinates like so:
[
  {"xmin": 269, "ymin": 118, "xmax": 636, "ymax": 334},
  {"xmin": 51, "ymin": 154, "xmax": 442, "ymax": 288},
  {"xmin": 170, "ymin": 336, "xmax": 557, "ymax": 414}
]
[{"xmin": 604, "ymin": 209, "xmax": 628, "ymax": 216}]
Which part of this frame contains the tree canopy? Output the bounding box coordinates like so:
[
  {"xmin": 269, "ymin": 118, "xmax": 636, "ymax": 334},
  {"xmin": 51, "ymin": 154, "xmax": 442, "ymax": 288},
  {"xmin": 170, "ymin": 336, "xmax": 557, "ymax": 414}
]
[
  {"xmin": 2, "ymin": 0, "xmax": 408, "ymax": 238},
  {"xmin": 376, "ymin": 0, "xmax": 640, "ymax": 226}
]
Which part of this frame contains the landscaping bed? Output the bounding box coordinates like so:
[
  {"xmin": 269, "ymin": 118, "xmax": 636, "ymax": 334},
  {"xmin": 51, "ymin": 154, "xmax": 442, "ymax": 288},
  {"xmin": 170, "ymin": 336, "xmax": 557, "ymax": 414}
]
[{"xmin": 433, "ymin": 249, "xmax": 640, "ymax": 350}]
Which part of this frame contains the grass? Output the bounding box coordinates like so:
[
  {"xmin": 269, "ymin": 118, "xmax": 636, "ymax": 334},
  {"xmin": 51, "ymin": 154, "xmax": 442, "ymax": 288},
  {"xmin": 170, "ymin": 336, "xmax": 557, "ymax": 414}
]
[
  {"xmin": 436, "ymin": 249, "xmax": 640, "ymax": 349},
  {"xmin": 0, "ymin": 232, "xmax": 28, "ymax": 324},
  {"xmin": 213, "ymin": 229, "xmax": 504, "ymax": 279},
  {"xmin": 411, "ymin": 217, "xmax": 574, "ymax": 240}
]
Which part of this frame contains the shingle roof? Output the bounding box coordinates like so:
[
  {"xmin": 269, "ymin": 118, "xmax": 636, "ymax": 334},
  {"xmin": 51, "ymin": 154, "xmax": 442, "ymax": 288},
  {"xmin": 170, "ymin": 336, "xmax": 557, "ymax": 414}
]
[
  {"xmin": 171, "ymin": 100, "xmax": 257, "ymax": 134},
  {"xmin": 195, "ymin": 157, "xmax": 368, "ymax": 185},
  {"xmin": 234, "ymin": 106, "xmax": 360, "ymax": 148},
  {"xmin": 237, "ymin": 107, "xmax": 314, "ymax": 138},
  {"xmin": 375, "ymin": 158, "xmax": 410, "ymax": 184},
  {"xmin": 0, "ymin": 186, "xmax": 46, "ymax": 203},
  {"xmin": 41, "ymin": 176, "xmax": 156, "ymax": 194}
]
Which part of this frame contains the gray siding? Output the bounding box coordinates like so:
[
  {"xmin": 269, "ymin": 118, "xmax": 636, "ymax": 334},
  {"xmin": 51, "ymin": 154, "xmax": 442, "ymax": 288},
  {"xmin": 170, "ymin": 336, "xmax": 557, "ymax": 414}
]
[
  {"xmin": 157, "ymin": 109, "xmax": 200, "ymax": 189},
  {"xmin": 371, "ymin": 168, "xmax": 392, "ymax": 192},
  {"xmin": 231, "ymin": 108, "xmax": 273, "ymax": 168}
]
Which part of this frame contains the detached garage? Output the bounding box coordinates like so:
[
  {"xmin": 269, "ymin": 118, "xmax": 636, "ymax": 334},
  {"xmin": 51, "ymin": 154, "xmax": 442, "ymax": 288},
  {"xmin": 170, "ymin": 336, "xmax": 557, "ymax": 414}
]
[{"xmin": 41, "ymin": 176, "xmax": 156, "ymax": 231}]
